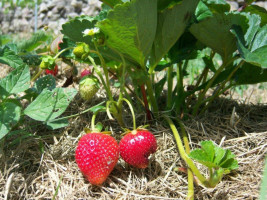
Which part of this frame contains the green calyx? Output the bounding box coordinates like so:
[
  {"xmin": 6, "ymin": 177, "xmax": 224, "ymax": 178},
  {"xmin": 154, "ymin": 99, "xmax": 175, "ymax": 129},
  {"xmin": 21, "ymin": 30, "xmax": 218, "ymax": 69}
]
[
  {"xmin": 40, "ymin": 55, "xmax": 56, "ymax": 70},
  {"xmin": 73, "ymin": 43, "xmax": 90, "ymax": 59},
  {"xmin": 79, "ymin": 75, "xmax": 100, "ymax": 88}
]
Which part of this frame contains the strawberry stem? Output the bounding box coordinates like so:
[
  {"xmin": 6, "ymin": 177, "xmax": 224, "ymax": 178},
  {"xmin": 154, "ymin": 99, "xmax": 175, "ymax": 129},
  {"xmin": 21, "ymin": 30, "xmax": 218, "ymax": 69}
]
[
  {"xmin": 140, "ymin": 84, "xmax": 152, "ymax": 121},
  {"xmin": 31, "ymin": 69, "xmax": 44, "ymax": 82},
  {"xmin": 163, "ymin": 115, "xmax": 210, "ymax": 188},
  {"xmin": 53, "ymin": 47, "xmax": 74, "ymax": 60},
  {"xmin": 122, "ymin": 98, "xmax": 136, "ymax": 130}
]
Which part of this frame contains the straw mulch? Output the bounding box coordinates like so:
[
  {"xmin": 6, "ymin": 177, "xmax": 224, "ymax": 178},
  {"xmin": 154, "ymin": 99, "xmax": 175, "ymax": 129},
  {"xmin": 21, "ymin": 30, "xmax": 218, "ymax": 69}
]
[{"xmin": 0, "ymin": 88, "xmax": 266, "ymax": 200}]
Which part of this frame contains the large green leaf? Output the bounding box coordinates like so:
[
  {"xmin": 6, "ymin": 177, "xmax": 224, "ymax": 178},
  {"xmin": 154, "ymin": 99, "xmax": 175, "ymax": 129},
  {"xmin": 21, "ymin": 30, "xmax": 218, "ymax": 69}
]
[
  {"xmin": 190, "ymin": 13, "xmax": 248, "ymax": 62},
  {"xmin": 233, "ymin": 62, "xmax": 267, "ymax": 84},
  {"xmin": 34, "ymin": 75, "xmax": 56, "ymax": 93},
  {"xmin": 61, "ymin": 15, "xmax": 126, "ymax": 65},
  {"xmin": 243, "ymin": 14, "xmax": 261, "ymax": 47},
  {"xmin": 99, "ymin": 0, "xmax": 123, "ymax": 8},
  {"xmin": 201, "ymin": 0, "xmax": 230, "ymax": 13},
  {"xmin": 0, "ymin": 65, "xmax": 30, "ymax": 99},
  {"xmin": 24, "ymin": 88, "xmax": 77, "ymax": 122},
  {"xmin": 231, "ymin": 25, "xmax": 267, "ymax": 67},
  {"xmin": 16, "ymin": 31, "xmax": 51, "ymax": 52},
  {"xmin": 157, "ymin": 0, "xmax": 182, "ymax": 10},
  {"xmin": 150, "ymin": 0, "xmax": 200, "ymax": 70},
  {"xmin": 169, "ymin": 31, "xmax": 202, "ymax": 65},
  {"xmin": 0, "ymin": 100, "xmax": 22, "ymax": 140},
  {"xmin": 61, "ymin": 15, "xmax": 97, "ymax": 44},
  {"xmin": 243, "ymin": 5, "xmax": 267, "ymax": 27},
  {"xmin": 97, "ymin": 0, "xmax": 157, "ymax": 67},
  {"xmin": 0, "ymin": 46, "xmax": 24, "ymax": 68}
]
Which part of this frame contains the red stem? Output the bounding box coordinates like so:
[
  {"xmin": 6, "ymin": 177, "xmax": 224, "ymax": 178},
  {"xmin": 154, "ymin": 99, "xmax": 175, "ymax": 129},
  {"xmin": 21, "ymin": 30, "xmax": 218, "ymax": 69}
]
[{"xmin": 140, "ymin": 84, "xmax": 152, "ymax": 120}]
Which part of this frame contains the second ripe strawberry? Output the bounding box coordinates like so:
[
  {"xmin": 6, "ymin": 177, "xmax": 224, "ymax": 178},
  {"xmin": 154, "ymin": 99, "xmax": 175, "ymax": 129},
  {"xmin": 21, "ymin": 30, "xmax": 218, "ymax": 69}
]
[{"xmin": 119, "ymin": 130, "xmax": 157, "ymax": 169}]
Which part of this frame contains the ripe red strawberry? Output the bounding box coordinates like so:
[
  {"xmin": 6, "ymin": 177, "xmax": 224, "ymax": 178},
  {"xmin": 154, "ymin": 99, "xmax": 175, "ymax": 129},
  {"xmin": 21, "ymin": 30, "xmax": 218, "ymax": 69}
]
[
  {"xmin": 45, "ymin": 65, "xmax": 58, "ymax": 76},
  {"xmin": 81, "ymin": 68, "xmax": 91, "ymax": 78},
  {"xmin": 75, "ymin": 132, "xmax": 119, "ymax": 185},
  {"xmin": 79, "ymin": 75, "xmax": 100, "ymax": 101},
  {"xmin": 119, "ymin": 130, "xmax": 157, "ymax": 168}
]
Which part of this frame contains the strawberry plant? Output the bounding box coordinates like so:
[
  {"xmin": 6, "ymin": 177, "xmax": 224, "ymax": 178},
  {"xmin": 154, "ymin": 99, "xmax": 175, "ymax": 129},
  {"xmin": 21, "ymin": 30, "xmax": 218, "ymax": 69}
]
[
  {"xmin": 0, "ymin": 31, "xmax": 78, "ymax": 141},
  {"xmin": 58, "ymin": 0, "xmax": 267, "ymax": 198},
  {"xmin": 1, "ymin": 0, "xmax": 266, "ymax": 199}
]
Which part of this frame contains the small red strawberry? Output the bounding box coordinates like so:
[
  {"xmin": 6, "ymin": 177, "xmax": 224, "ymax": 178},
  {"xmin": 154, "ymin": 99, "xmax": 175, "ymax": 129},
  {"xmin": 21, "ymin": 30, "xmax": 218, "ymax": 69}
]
[
  {"xmin": 45, "ymin": 65, "xmax": 58, "ymax": 76},
  {"xmin": 119, "ymin": 129, "xmax": 157, "ymax": 168},
  {"xmin": 75, "ymin": 132, "xmax": 119, "ymax": 185},
  {"xmin": 81, "ymin": 68, "xmax": 91, "ymax": 78}
]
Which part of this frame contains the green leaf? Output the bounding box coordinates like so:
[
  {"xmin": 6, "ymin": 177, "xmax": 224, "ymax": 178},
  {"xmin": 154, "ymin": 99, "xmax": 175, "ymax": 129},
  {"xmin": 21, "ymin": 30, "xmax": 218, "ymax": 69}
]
[
  {"xmin": 97, "ymin": 0, "xmax": 157, "ymax": 67},
  {"xmin": 157, "ymin": 0, "xmax": 182, "ymax": 10},
  {"xmin": 0, "ymin": 65, "xmax": 30, "ymax": 98},
  {"xmin": 250, "ymin": 24, "xmax": 267, "ymax": 52},
  {"xmin": 189, "ymin": 149, "xmax": 217, "ymax": 168},
  {"xmin": 190, "ymin": 13, "xmax": 248, "ymax": 62},
  {"xmin": 34, "ymin": 75, "xmax": 56, "ymax": 93},
  {"xmin": 243, "ymin": 14, "xmax": 261, "ymax": 47},
  {"xmin": 233, "ymin": 62, "xmax": 267, "ymax": 84},
  {"xmin": 24, "ymin": 88, "xmax": 77, "ymax": 122},
  {"xmin": 0, "ymin": 100, "xmax": 22, "ymax": 140},
  {"xmin": 100, "ymin": 0, "xmax": 123, "ymax": 8},
  {"xmin": 150, "ymin": 0, "xmax": 200, "ymax": 69},
  {"xmin": 61, "ymin": 15, "xmax": 98, "ymax": 44},
  {"xmin": 243, "ymin": 5, "xmax": 267, "ymax": 27},
  {"xmin": 213, "ymin": 147, "xmax": 226, "ymax": 165},
  {"xmin": 20, "ymin": 54, "xmax": 41, "ymax": 66},
  {"xmin": 0, "ymin": 86, "xmax": 9, "ymax": 100},
  {"xmin": 61, "ymin": 15, "xmax": 124, "ymax": 64},
  {"xmin": 189, "ymin": 141, "xmax": 217, "ymax": 168},
  {"xmin": 17, "ymin": 31, "xmax": 51, "ymax": 52},
  {"xmin": 89, "ymin": 105, "xmax": 106, "ymax": 114},
  {"xmin": 0, "ymin": 46, "xmax": 24, "ymax": 68},
  {"xmin": 195, "ymin": 1, "xmax": 213, "ymax": 21},
  {"xmin": 231, "ymin": 25, "xmax": 267, "ymax": 67},
  {"xmin": 189, "ymin": 140, "xmax": 238, "ymax": 170},
  {"xmin": 45, "ymin": 119, "xmax": 69, "ymax": 130},
  {"xmin": 219, "ymin": 149, "xmax": 238, "ymax": 170},
  {"xmin": 169, "ymin": 31, "xmax": 202, "ymax": 65},
  {"xmin": 201, "ymin": 0, "xmax": 230, "ymax": 13},
  {"xmin": 0, "ymin": 34, "xmax": 12, "ymax": 46}
]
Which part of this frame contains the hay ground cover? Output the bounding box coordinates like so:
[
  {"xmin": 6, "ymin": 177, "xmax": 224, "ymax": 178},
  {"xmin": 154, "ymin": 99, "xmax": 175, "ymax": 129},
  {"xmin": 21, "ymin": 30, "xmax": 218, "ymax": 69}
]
[{"xmin": 0, "ymin": 63, "xmax": 266, "ymax": 199}]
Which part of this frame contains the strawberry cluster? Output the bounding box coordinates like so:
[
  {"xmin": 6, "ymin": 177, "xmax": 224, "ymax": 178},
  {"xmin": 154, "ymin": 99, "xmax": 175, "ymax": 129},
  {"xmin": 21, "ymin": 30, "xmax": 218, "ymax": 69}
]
[{"xmin": 75, "ymin": 129, "xmax": 157, "ymax": 185}]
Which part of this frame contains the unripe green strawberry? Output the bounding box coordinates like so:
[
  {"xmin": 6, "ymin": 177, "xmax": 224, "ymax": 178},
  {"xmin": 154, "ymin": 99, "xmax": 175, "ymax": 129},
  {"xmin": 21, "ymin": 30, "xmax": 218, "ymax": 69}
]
[
  {"xmin": 73, "ymin": 43, "xmax": 90, "ymax": 59},
  {"xmin": 79, "ymin": 75, "xmax": 100, "ymax": 101},
  {"xmin": 40, "ymin": 55, "xmax": 56, "ymax": 70}
]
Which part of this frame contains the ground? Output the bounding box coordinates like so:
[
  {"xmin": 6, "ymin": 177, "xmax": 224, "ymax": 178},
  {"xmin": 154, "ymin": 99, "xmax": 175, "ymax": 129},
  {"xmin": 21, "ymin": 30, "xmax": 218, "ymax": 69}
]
[{"xmin": 0, "ymin": 64, "xmax": 266, "ymax": 200}]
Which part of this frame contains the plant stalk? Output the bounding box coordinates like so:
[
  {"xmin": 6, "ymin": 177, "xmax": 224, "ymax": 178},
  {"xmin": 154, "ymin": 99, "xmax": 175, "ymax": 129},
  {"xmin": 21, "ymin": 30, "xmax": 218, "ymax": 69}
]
[
  {"xmin": 192, "ymin": 57, "xmax": 238, "ymax": 116},
  {"xmin": 167, "ymin": 65, "xmax": 173, "ymax": 110},
  {"xmin": 163, "ymin": 115, "xmax": 210, "ymax": 187},
  {"xmin": 177, "ymin": 118, "xmax": 194, "ymax": 200},
  {"xmin": 199, "ymin": 60, "xmax": 245, "ymax": 115},
  {"xmin": 176, "ymin": 62, "xmax": 185, "ymax": 114},
  {"xmin": 145, "ymin": 77, "xmax": 159, "ymax": 114},
  {"xmin": 141, "ymin": 84, "xmax": 152, "ymax": 120}
]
